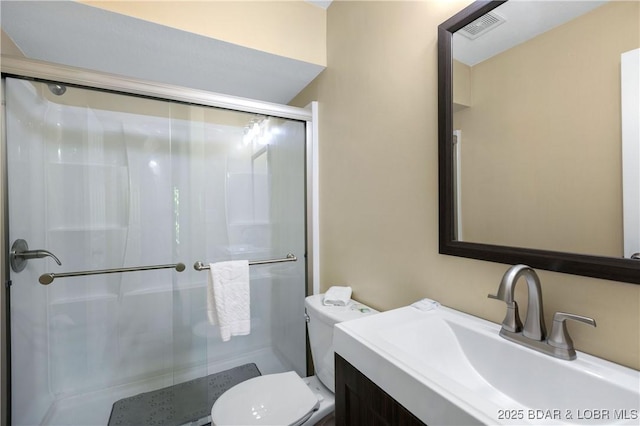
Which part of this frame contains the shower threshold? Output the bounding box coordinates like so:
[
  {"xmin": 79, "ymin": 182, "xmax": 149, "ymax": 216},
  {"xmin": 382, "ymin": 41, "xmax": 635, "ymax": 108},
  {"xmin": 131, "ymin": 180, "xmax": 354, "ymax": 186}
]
[{"xmin": 39, "ymin": 347, "xmax": 289, "ymax": 426}]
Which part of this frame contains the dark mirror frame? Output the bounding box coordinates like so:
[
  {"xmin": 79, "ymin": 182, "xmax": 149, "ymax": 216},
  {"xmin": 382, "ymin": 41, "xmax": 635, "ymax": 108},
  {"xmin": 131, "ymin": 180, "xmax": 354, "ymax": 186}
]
[{"xmin": 437, "ymin": 0, "xmax": 640, "ymax": 284}]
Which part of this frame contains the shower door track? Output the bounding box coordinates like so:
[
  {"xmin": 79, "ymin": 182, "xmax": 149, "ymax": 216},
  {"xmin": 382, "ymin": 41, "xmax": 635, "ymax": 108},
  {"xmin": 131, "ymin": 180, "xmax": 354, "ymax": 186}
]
[{"xmin": 0, "ymin": 56, "xmax": 312, "ymax": 121}]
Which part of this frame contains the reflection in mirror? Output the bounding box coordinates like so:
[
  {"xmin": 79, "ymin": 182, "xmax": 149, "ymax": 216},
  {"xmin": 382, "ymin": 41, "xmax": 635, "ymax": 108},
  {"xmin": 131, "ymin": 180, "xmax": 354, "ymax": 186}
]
[
  {"xmin": 438, "ymin": 0, "xmax": 640, "ymax": 284},
  {"xmin": 451, "ymin": 1, "xmax": 639, "ymax": 258}
]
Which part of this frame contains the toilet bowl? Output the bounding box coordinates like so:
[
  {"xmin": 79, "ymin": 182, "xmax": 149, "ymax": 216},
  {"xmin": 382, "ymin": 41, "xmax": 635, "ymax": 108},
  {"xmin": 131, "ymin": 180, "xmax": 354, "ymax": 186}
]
[{"xmin": 210, "ymin": 293, "xmax": 376, "ymax": 426}]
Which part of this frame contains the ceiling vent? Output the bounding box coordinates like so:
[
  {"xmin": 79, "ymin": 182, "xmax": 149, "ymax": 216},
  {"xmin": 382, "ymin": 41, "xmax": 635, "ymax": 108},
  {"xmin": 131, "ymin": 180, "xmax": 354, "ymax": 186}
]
[{"xmin": 458, "ymin": 12, "xmax": 506, "ymax": 40}]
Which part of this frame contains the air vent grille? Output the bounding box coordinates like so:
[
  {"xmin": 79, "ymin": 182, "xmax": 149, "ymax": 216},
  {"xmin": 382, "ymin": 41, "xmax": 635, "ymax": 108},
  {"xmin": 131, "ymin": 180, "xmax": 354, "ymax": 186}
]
[{"xmin": 459, "ymin": 12, "xmax": 505, "ymax": 40}]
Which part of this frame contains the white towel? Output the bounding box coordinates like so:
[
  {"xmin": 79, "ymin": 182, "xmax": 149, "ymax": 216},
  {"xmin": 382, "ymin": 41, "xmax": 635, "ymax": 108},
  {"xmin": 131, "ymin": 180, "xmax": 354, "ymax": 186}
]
[
  {"xmin": 323, "ymin": 286, "xmax": 352, "ymax": 306},
  {"xmin": 411, "ymin": 298, "xmax": 441, "ymax": 312},
  {"xmin": 207, "ymin": 260, "xmax": 251, "ymax": 342}
]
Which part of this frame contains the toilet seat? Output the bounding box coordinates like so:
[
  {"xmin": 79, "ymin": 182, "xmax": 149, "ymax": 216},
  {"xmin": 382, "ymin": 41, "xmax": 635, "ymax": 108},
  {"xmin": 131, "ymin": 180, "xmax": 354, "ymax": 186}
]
[{"xmin": 211, "ymin": 371, "xmax": 320, "ymax": 426}]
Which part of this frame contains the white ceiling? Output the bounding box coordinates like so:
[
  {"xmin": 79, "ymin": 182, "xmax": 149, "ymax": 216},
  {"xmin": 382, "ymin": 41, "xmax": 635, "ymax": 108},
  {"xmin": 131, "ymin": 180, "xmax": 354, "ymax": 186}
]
[
  {"xmin": 453, "ymin": 0, "xmax": 608, "ymax": 66},
  {"xmin": 1, "ymin": 1, "xmax": 326, "ymax": 104}
]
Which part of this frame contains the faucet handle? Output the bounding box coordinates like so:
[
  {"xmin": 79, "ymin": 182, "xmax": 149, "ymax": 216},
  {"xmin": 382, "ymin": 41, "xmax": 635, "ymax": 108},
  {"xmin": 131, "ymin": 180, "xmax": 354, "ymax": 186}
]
[
  {"xmin": 548, "ymin": 312, "xmax": 596, "ymax": 355},
  {"xmin": 488, "ymin": 293, "xmax": 523, "ymax": 333}
]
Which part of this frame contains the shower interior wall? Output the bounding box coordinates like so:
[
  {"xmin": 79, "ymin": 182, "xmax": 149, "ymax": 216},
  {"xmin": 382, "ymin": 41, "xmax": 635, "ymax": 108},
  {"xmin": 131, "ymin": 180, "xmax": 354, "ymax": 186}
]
[{"xmin": 4, "ymin": 77, "xmax": 307, "ymax": 425}]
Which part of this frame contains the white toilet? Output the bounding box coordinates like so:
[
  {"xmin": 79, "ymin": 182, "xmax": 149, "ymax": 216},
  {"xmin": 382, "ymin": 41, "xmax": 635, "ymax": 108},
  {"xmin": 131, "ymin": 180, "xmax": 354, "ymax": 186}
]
[{"xmin": 210, "ymin": 293, "xmax": 376, "ymax": 426}]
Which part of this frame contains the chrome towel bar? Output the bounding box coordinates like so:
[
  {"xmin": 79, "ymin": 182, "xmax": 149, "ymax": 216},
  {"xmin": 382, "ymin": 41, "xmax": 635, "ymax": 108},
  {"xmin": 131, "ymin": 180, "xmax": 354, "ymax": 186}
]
[
  {"xmin": 193, "ymin": 253, "xmax": 297, "ymax": 271},
  {"xmin": 39, "ymin": 262, "xmax": 186, "ymax": 285}
]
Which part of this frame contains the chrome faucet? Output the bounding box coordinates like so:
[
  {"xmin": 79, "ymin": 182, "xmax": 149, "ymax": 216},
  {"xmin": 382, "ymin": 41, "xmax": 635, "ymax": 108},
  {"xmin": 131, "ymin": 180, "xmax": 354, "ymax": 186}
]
[
  {"xmin": 489, "ymin": 264, "xmax": 596, "ymax": 360},
  {"xmin": 489, "ymin": 264, "xmax": 546, "ymax": 340}
]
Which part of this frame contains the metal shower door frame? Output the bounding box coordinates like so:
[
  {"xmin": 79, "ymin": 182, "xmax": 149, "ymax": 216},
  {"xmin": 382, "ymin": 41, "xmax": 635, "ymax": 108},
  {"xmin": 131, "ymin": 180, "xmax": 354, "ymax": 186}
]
[{"xmin": 0, "ymin": 55, "xmax": 318, "ymax": 426}]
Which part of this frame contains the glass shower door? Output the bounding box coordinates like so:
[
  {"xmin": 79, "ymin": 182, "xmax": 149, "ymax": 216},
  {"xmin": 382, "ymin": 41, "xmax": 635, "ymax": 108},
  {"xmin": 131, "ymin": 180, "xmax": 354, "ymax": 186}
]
[
  {"xmin": 5, "ymin": 76, "xmax": 307, "ymax": 425},
  {"xmin": 6, "ymin": 77, "xmax": 180, "ymax": 425}
]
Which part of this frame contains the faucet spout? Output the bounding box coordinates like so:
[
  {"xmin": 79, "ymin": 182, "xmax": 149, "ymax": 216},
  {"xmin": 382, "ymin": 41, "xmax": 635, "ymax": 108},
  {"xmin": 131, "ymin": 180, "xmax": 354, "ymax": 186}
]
[
  {"xmin": 490, "ymin": 264, "xmax": 546, "ymax": 341},
  {"xmin": 489, "ymin": 264, "xmax": 595, "ymax": 360}
]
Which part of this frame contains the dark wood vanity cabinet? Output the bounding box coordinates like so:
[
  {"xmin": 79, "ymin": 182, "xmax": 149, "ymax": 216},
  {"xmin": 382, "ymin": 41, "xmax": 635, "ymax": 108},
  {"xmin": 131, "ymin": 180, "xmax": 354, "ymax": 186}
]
[{"xmin": 335, "ymin": 354, "xmax": 426, "ymax": 426}]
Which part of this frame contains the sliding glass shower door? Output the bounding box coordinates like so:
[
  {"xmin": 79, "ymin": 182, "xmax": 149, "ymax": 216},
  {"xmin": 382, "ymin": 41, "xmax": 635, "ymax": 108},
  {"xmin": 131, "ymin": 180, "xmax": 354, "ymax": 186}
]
[{"xmin": 5, "ymin": 76, "xmax": 307, "ymax": 425}]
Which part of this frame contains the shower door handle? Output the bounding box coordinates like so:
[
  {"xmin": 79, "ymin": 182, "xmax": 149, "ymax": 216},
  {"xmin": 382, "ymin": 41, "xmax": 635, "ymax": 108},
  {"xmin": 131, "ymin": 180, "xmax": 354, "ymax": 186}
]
[{"xmin": 10, "ymin": 239, "xmax": 62, "ymax": 273}]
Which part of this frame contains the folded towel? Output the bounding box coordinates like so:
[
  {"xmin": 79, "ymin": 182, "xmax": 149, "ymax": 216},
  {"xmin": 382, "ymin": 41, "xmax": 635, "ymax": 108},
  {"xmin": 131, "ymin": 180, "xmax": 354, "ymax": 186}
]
[
  {"xmin": 207, "ymin": 260, "xmax": 251, "ymax": 342},
  {"xmin": 323, "ymin": 286, "xmax": 352, "ymax": 306},
  {"xmin": 411, "ymin": 298, "xmax": 441, "ymax": 312}
]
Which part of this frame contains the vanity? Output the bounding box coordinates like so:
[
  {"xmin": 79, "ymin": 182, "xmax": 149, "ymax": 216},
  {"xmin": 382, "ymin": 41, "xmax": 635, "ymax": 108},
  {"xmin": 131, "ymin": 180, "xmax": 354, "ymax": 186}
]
[
  {"xmin": 334, "ymin": 354, "xmax": 424, "ymax": 425},
  {"xmin": 333, "ymin": 301, "xmax": 640, "ymax": 426}
]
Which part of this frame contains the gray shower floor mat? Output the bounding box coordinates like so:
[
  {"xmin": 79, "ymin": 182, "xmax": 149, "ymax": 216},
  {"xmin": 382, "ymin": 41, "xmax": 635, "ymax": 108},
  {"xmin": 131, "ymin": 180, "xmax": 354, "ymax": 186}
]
[{"xmin": 108, "ymin": 363, "xmax": 261, "ymax": 426}]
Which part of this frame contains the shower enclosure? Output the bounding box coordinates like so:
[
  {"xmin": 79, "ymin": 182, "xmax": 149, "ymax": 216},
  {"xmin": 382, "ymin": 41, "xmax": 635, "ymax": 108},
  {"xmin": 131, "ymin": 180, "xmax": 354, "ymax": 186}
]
[{"xmin": 1, "ymin": 58, "xmax": 314, "ymax": 425}]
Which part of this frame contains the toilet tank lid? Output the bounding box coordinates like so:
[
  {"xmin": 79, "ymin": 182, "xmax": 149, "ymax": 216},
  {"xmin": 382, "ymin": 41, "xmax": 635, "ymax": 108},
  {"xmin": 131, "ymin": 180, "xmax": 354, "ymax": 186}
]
[{"xmin": 305, "ymin": 294, "xmax": 378, "ymax": 324}]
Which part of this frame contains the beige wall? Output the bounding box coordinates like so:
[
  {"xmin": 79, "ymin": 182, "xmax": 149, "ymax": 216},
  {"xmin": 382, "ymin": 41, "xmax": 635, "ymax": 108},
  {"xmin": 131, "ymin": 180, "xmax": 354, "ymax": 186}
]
[
  {"xmin": 454, "ymin": 1, "xmax": 639, "ymax": 257},
  {"xmin": 453, "ymin": 59, "xmax": 470, "ymax": 109},
  {"xmin": 79, "ymin": 1, "xmax": 327, "ymax": 66},
  {"xmin": 292, "ymin": 0, "xmax": 639, "ymax": 369},
  {"xmin": 1, "ymin": 29, "xmax": 25, "ymax": 57}
]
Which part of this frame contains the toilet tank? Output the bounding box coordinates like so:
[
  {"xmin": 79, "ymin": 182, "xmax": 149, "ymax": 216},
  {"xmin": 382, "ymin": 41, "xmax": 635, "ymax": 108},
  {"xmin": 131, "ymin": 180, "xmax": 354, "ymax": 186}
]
[{"xmin": 304, "ymin": 294, "xmax": 377, "ymax": 392}]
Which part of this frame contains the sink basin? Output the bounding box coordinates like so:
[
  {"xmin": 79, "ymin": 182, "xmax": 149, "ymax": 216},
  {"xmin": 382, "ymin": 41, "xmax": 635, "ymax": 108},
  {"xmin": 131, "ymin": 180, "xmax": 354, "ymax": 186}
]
[{"xmin": 334, "ymin": 304, "xmax": 640, "ymax": 425}]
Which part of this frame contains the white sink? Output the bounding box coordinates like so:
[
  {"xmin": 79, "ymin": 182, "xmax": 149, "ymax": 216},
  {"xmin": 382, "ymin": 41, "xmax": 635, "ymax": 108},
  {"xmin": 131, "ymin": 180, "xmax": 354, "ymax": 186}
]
[{"xmin": 334, "ymin": 304, "xmax": 640, "ymax": 425}]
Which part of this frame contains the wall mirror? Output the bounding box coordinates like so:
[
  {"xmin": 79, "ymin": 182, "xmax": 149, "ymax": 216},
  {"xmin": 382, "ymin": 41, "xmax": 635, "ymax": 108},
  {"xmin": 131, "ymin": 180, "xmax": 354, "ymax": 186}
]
[{"xmin": 438, "ymin": 0, "xmax": 640, "ymax": 284}]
